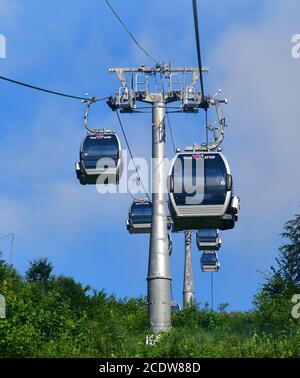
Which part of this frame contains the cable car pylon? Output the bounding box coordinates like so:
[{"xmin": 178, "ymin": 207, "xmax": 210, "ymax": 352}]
[
  {"xmin": 183, "ymin": 230, "xmax": 195, "ymax": 308},
  {"xmin": 108, "ymin": 64, "xmax": 211, "ymax": 333},
  {"xmin": 80, "ymin": 0, "xmax": 235, "ymax": 334}
]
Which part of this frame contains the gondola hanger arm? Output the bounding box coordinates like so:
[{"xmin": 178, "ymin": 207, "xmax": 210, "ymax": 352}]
[
  {"xmin": 205, "ymin": 95, "xmax": 228, "ymax": 151},
  {"xmin": 82, "ymin": 96, "xmax": 100, "ymax": 134}
]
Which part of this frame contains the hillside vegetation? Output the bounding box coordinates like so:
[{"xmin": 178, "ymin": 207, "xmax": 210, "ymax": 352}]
[{"xmin": 0, "ymin": 213, "xmax": 299, "ymax": 358}]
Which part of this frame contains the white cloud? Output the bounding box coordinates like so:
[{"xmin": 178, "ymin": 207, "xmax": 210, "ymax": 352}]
[
  {"xmin": 0, "ymin": 99, "xmax": 132, "ymax": 263},
  {"xmin": 207, "ymin": 0, "xmax": 300, "ymax": 247}
]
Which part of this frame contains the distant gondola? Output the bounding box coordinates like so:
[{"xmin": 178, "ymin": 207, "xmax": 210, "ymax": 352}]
[
  {"xmin": 196, "ymin": 229, "xmax": 221, "ymax": 251},
  {"xmin": 126, "ymin": 199, "xmax": 152, "ymax": 234},
  {"xmin": 75, "ymin": 130, "xmax": 122, "ymax": 185},
  {"xmin": 126, "ymin": 199, "xmax": 173, "ymax": 234},
  {"xmin": 201, "ymin": 251, "xmax": 220, "ymax": 273},
  {"xmin": 168, "ymin": 148, "xmax": 235, "ymax": 231}
]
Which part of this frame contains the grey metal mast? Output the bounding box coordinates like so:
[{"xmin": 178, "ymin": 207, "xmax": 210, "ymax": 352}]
[
  {"xmin": 183, "ymin": 230, "xmax": 195, "ymax": 308},
  {"xmin": 148, "ymin": 100, "xmax": 171, "ymax": 332},
  {"xmin": 9, "ymin": 224, "xmax": 17, "ymax": 265},
  {"xmin": 108, "ymin": 64, "xmax": 213, "ymax": 333}
]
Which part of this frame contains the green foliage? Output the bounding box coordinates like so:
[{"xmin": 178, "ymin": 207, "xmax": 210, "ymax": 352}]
[
  {"xmin": 0, "ymin": 212, "xmax": 300, "ymax": 357},
  {"xmin": 278, "ymin": 213, "xmax": 300, "ymax": 284},
  {"xmin": 252, "ymin": 212, "xmax": 300, "ymax": 333},
  {"xmin": 0, "ymin": 254, "xmax": 299, "ymax": 357},
  {"xmin": 25, "ymin": 258, "xmax": 53, "ymax": 283}
]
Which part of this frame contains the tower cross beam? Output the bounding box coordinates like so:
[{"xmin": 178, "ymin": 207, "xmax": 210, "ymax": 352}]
[{"xmin": 108, "ymin": 65, "xmax": 208, "ymax": 112}]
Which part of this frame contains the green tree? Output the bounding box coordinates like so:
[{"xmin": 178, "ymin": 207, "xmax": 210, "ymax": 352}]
[
  {"xmin": 256, "ymin": 213, "xmax": 300, "ymax": 300},
  {"xmin": 25, "ymin": 258, "xmax": 53, "ymax": 283},
  {"xmin": 51, "ymin": 275, "xmax": 91, "ymax": 315},
  {"xmin": 277, "ymin": 213, "xmax": 300, "ymax": 285},
  {"xmin": 253, "ymin": 212, "xmax": 300, "ymax": 330},
  {"xmin": 218, "ymin": 303, "xmax": 229, "ymax": 313}
]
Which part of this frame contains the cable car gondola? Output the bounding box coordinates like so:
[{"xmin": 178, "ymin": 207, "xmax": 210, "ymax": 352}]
[
  {"xmin": 201, "ymin": 251, "xmax": 220, "ymax": 273},
  {"xmin": 196, "ymin": 229, "xmax": 221, "ymax": 251},
  {"xmin": 75, "ymin": 130, "xmax": 123, "ymax": 185},
  {"xmin": 126, "ymin": 199, "xmax": 152, "ymax": 234},
  {"xmin": 126, "ymin": 200, "xmax": 172, "ymax": 234},
  {"xmin": 168, "ymin": 148, "xmax": 233, "ymax": 231}
]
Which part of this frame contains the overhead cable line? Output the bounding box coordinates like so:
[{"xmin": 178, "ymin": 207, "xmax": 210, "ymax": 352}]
[
  {"xmin": 166, "ymin": 111, "xmax": 176, "ymax": 153},
  {"xmin": 192, "ymin": 0, "xmax": 211, "ymax": 149},
  {"xmin": 161, "ymin": 83, "xmax": 176, "ymax": 153},
  {"xmin": 0, "ymin": 233, "xmax": 13, "ymax": 241},
  {"xmin": 170, "ymin": 281, "xmax": 174, "ymax": 302},
  {"xmin": 205, "ymin": 108, "xmax": 209, "ymax": 146},
  {"xmin": 105, "ymin": 0, "xmax": 159, "ymax": 66},
  {"xmin": 192, "ymin": 0, "xmax": 205, "ymax": 100},
  {"xmin": 115, "ymin": 110, "xmax": 151, "ymax": 201},
  {"xmin": 0, "ymin": 75, "xmax": 107, "ymax": 102}
]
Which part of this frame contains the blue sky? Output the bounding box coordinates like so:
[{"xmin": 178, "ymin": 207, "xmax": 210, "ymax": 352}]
[{"xmin": 0, "ymin": 0, "xmax": 300, "ymax": 311}]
